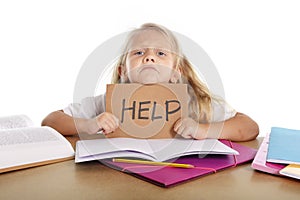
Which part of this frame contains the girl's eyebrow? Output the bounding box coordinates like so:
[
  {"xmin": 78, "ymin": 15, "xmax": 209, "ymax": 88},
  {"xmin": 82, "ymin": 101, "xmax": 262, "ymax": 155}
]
[
  {"xmin": 131, "ymin": 47, "xmax": 172, "ymax": 52},
  {"xmin": 128, "ymin": 48, "xmax": 145, "ymax": 52},
  {"xmin": 128, "ymin": 47, "xmax": 175, "ymax": 55}
]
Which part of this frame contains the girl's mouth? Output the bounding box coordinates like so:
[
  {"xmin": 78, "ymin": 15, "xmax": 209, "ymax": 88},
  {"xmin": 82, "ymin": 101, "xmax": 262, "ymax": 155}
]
[{"xmin": 138, "ymin": 65, "xmax": 159, "ymax": 73}]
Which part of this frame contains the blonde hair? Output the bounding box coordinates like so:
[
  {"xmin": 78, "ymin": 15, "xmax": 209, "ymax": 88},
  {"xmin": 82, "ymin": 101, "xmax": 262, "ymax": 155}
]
[{"xmin": 111, "ymin": 23, "xmax": 212, "ymax": 122}]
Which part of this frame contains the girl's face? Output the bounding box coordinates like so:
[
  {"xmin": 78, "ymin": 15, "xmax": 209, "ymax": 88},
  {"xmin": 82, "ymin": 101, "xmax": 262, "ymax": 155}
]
[{"xmin": 124, "ymin": 30, "xmax": 179, "ymax": 84}]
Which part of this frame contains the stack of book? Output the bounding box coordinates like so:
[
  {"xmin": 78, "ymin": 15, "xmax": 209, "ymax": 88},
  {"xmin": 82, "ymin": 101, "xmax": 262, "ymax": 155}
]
[
  {"xmin": 76, "ymin": 137, "xmax": 257, "ymax": 187},
  {"xmin": 251, "ymin": 127, "xmax": 300, "ymax": 180}
]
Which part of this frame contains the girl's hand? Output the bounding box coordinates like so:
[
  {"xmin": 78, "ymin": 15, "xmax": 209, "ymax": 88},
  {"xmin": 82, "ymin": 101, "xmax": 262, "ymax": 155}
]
[
  {"xmin": 174, "ymin": 117, "xmax": 207, "ymax": 140},
  {"xmin": 95, "ymin": 112, "xmax": 119, "ymax": 135}
]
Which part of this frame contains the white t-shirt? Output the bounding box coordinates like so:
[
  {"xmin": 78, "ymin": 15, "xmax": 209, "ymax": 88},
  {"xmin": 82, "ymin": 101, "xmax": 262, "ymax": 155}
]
[{"xmin": 63, "ymin": 94, "xmax": 236, "ymax": 122}]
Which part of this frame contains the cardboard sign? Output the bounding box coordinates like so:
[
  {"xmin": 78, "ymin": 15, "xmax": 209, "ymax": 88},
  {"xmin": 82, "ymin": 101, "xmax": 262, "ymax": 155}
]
[{"xmin": 105, "ymin": 84, "xmax": 188, "ymax": 139}]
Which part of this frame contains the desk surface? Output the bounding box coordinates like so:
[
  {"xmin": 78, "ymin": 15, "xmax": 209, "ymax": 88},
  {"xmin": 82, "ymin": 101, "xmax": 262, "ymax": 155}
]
[{"xmin": 1, "ymin": 137, "xmax": 300, "ymax": 200}]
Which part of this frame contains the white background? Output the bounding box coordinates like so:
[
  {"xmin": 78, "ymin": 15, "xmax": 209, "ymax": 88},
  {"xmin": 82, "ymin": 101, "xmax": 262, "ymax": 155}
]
[{"xmin": 1, "ymin": 0, "xmax": 299, "ymax": 136}]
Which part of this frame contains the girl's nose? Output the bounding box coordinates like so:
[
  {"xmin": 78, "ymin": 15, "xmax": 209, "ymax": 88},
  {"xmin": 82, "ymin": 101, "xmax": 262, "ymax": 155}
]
[
  {"xmin": 145, "ymin": 57, "xmax": 155, "ymax": 62},
  {"xmin": 143, "ymin": 51, "xmax": 156, "ymax": 63}
]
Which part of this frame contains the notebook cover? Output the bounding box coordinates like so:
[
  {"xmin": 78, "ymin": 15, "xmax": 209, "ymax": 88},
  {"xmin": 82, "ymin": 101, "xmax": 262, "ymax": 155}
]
[
  {"xmin": 280, "ymin": 164, "xmax": 300, "ymax": 180},
  {"xmin": 251, "ymin": 132, "xmax": 285, "ymax": 175},
  {"xmin": 102, "ymin": 140, "xmax": 257, "ymax": 187},
  {"xmin": 267, "ymin": 127, "xmax": 300, "ymax": 165}
]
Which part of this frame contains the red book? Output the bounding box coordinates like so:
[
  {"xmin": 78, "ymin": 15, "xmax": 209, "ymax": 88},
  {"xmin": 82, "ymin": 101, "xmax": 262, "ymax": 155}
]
[{"xmin": 102, "ymin": 140, "xmax": 257, "ymax": 187}]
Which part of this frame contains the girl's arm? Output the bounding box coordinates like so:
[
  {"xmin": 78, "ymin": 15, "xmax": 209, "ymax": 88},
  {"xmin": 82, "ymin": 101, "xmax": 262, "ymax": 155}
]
[
  {"xmin": 203, "ymin": 112, "xmax": 259, "ymax": 141},
  {"xmin": 174, "ymin": 112, "xmax": 259, "ymax": 142},
  {"xmin": 41, "ymin": 110, "xmax": 119, "ymax": 136}
]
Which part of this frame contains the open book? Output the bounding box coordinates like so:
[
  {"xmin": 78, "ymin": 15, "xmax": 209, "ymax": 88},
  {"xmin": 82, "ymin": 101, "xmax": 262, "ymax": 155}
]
[
  {"xmin": 75, "ymin": 137, "xmax": 239, "ymax": 163},
  {"xmin": 0, "ymin": 115, "xmax": 75, "ymax": 173}
]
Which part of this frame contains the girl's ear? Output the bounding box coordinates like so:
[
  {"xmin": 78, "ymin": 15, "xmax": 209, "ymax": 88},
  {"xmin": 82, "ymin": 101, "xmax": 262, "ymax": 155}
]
[
  {"xmin": 170, "ymin": 66, "xmax": 182, "ymax": 83},
  {"xmin": 118, "ymin": 65, "xmax": 123, "ymax": 76},
  {"xmin": 118, "ymin": 65, "xmax": 128, "ymax": 83}
]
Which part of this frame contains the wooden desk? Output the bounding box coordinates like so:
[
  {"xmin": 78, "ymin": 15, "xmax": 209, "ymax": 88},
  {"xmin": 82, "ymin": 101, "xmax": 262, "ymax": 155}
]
[{"xmin": 1, "ymin": 137, "xmax": 300, "ymax": 200}]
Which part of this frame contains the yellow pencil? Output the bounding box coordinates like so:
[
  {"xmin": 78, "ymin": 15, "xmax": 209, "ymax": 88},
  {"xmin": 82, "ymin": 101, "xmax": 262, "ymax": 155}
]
[{"xmin": 112, "ymin": 158, "xmax": 194, "ymax": 168}]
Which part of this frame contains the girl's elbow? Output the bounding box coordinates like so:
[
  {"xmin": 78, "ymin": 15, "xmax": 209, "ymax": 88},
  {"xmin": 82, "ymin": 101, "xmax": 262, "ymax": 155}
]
[
  {"xmin": 250, "ymin": 122, "xmax": 260, "ymax": 140},
  {"xmin": 242, "ymin": 122, "xmax": 259, "ymax": 141},
  {"xmin": 41, "ymin": 110, "xmax": 63, "ymax": 127},
  {"xmin": 41, "ymin": 115, "xmax": 51, "ymax": 127},
  {"xmin": 237, "ymin": 113, "xmax": 259, "ymax": 141}
]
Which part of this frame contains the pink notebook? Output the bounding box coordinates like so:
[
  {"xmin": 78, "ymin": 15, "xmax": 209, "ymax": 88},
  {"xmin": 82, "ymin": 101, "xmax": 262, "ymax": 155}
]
[
  {"xmin": 251, "ymin": 132, "xmax": 285, "ymax": 175},
  {"xmin": 102, "ymin": 140, "xmax": 257, "ymax": 187}
]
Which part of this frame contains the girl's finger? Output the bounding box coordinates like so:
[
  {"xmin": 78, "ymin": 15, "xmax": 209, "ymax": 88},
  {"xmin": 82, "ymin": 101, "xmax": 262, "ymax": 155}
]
[
  {"xmin": 176, "ymin": 125, "xmax": 185, "ymax": 136},
  {"xmin": 173, "ymin": 119, "xmax": 182, "ymax": 132}
]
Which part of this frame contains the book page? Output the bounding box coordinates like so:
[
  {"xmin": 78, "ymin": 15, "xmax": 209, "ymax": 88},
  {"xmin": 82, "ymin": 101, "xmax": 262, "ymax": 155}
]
[
  {"xmin": 76, "ymin": 138, "xmax": 155, "ymax": 161},
  {"xmin": 76, "ymin": 138, "xmax": 238, "ymax": 163},
  {"xmin": 76, "ymin": 144, "xmax": 157, "ymax": 163},
  {"xmin": 0, "ymin": 115, "xmax": 34, "ymax": 129},
  {"xmin": 148, "ymin": 138, "xmax": 239, "ymax": 162},
  {"xmin": 0, "ymin": 127, "xmax": 59, "ymax": 146},
  {"xmin": 0, "ymin": 126, "xmax": 74, "ymax": 170}
]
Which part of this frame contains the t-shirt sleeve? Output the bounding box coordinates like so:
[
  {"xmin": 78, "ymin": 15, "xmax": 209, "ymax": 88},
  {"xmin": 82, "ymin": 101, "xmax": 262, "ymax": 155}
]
[
  {"xmin": 210, "ymin": 97, "xmax": 237, "ymax": 122},
  {"xmin": 63, "ymin": 94, "xmax": 106, "ymax": 119}
]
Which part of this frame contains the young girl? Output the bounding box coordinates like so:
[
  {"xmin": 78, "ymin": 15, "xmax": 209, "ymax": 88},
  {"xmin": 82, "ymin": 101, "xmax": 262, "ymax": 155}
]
[{"xmin": 42, "ymin": 23, "xmax": 259, "ymax": 142}]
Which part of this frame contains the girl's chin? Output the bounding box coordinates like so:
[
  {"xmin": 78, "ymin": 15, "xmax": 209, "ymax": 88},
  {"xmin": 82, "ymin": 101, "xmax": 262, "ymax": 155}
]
[
  {"xmin": 137, "ymin": 74, "xmax": 159, "ymax": 84},
  {"xmin": 139, "ymin": 79, "xmax": 159, "ymax": 84},
  {"xmin": 129, "ymin": 73, "xmax": 170, "ymax": 84}
]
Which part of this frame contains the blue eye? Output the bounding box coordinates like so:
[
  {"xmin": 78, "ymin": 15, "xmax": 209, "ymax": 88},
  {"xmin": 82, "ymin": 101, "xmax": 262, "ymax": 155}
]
[
  {"xmin": 157, "ymin": 51, "xmax": 166, "ymax": 56},
  {"xmin": 134, "ymin": 51, "xmax": 144, "ymax": 56}
]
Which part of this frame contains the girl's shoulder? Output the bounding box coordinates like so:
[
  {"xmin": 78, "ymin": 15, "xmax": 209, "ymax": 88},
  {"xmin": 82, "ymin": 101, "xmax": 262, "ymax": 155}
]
[
  {"xmin": 80, "ymin": 93, "xmax": 106, "ymax": 104},
  {"xmin": 64, "ymin": 94, "xmax": 106, "ymax": 119},
  {"xmin": 210, "ymin": 95, "xmax": 237, "ymax": 122}
]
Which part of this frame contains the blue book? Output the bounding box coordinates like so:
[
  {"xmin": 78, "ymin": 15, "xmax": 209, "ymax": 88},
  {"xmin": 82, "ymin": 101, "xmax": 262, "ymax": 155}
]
[{"xmin": 267, "ymin": 127, "xmax": 300, "ymax": 165}]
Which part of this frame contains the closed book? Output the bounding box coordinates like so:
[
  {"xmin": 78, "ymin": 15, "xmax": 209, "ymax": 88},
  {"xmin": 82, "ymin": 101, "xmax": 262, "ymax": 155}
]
[
  {"xmin": 267, "ymin": 127, "xmax": 300, "ymax": 165},
  {"xmin": 280, "ymin": 164, "xmax": 300, "ymax": 180},
  {"xmin": 251, "ymin": 132, "xmax": 285, "ymax": 175}
]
